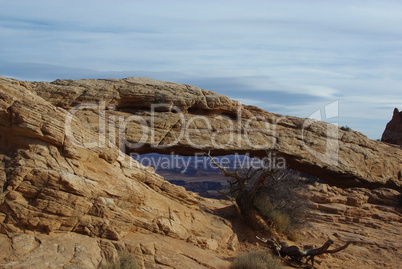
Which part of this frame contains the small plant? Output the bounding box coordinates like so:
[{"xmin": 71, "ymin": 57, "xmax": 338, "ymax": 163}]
[
  {"xmin": 231, "ymin": 250, "xmax": 283, "ymax": 269},
  {"xmin": 208, "ymin": 151, "xmax": 309, "ymax": 235},
  {"xmin": 253, "ymin": 170, "xmax": 309, "ymax": 234},
  {"xmin": 101, "ymin": 251, "xmax": 140, "ymax": 269},
  {"xmin": 287, "ymin": 230, "xmax": 302, "ymax": 242},
  {"xmin": 340, "ymin": 125, "xmax": 352, "ymax": 131},
  {"xmin": 267, "ymin": 210, "xmax": 291, "ymax": 234}
]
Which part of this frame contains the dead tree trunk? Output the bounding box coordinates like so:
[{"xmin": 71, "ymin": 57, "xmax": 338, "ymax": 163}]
[
  {"xmin": 207, "ymin": 152, "xmax": 273, "ymax": 232},
  {"xmin": 257, "ymin": 236, "xmax": 351, "ymax": 267}
]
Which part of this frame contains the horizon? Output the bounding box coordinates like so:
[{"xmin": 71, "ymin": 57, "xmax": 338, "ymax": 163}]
[{"xmin": 1, "ymin": 1, "xmax": 402, "ymax": 139}]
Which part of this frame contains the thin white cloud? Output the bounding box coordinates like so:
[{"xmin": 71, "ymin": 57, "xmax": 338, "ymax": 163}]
[
  {"xmin": 236, "ymin": 98, "xmax": 265, "ymax": 106},
  {"xmin": 1, "ymin": 0, "xmax": 402, "ymax": 139}
]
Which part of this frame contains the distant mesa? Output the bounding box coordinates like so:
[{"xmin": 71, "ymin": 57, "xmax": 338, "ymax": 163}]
[{"xmin": 381, "ymin": 108, "xmax": 402, "ymax": 145}]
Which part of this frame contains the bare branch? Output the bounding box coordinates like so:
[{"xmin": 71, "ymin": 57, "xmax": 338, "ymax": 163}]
[
  {"xmin": 245, "ymin": 165, "xmax": 254, "ymax": 178},
  {"xmin": 217, "ymin": 190, "xmax": 244, "ymax": 220},
  {"xmin": 249, "ymin": 170, "xmax": 274, "ymax": 201},
  {"xmin": 304, "ymin": 239, "xmax": 334, "ymax": 256},
  {"xmin": 324, "ymin": 241, "xmax": 351, "ymax": 254},
  {"xmin": 207, "ymin": 151, "xmax": 246, "ymax": 192}
]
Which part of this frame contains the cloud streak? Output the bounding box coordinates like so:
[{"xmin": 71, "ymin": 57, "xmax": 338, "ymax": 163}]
[{"xmin": 1, "ymin": 0, "xmax": 402, "ymax": 138}]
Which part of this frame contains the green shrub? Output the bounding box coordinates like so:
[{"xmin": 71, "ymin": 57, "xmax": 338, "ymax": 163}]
[
  {"xmin": 231, "ymin": 250, "xmax": 283, "ymax": 269},
  {"xmin": 101, "ymin": 251, "xmax": 140, "ymax": 269}
]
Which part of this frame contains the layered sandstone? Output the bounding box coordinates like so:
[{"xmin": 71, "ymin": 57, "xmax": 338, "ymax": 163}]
[
  {"xmin": 0, "ymin": 77, "xmax": 237, "ymax": 268},
  {"xmin": 29, "ymin": 77, "xmax": 402, "ymax": 189},
  {"xmin": 382, "ymin": 108, "xmax": 402, "ymax": 146},
  {"xmin": 229, "ymin": 182, "xmax": 402, "ymax": 269},
  {"xmin": 1, "ymin": 76, "xmax": 401, "ymax": 268},
  {"xmin": 304, "ymin": 184, "xmax": 402, "ymax": 268}
]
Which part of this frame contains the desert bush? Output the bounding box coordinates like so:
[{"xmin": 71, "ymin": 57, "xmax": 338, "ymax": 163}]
[
  {"xmin": 253, "ymin": 193, "xmax": 273, "ymax": 215},
  {"xmin": 209, "ymin": 151, "xmax": 309, "ymax": 234},
  {"xmin": 266, "ymin": 210, "xmax": 291, "ymax": 234},
  {"xmin": 101, "ymin": 251, "xmax": 140, "ymax": 269},
  {"xmin": 231, "ymin": 250, "xmax": 283, "ymax": 269},
  {"xmin": 253, "ymin": 170, "xmax": 309, "ymax": 233},
  {"xmin": 287, "ymin": 230, "xmax": 302, "ymax": 242}
]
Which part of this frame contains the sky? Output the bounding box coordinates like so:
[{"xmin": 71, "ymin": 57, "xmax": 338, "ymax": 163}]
[{"xmin": 1, "ymin": 0, "xmax": 402, "ymax": 139}]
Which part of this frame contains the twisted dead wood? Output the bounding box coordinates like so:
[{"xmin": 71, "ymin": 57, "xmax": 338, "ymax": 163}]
[{"xmin": 256, "ymin": 236, "xmax": 351, "ymax": 267}]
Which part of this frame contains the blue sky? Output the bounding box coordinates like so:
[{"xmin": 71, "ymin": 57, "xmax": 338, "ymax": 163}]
[{"xmin": 1, "ymin": 0, "xmax": 402, "ymax": 139}]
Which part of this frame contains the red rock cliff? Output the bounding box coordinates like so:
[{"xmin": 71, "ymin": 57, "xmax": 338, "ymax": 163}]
[{"xmin": 381, "ymin": 108, "xmax": 402, "ymax": 146}]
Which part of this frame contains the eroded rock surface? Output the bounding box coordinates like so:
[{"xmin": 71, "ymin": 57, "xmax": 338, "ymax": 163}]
[
  {"xmin": 0, "ymin": 77, "xmax": 237, "ymax": 268},
  {"xmin": 28, "ymin": 77, "xmax": 402, "ymax": 189},
  {"xmin": 1, "ymin": 76, "xmax": 402, "ymax": 269},
  {"xmin": 207, "ymin": 181, "xmax": 402, "ymax": 269},
  {"xmin": 304, "ymin": 183, "xmax": 402, "ymax": 268}
]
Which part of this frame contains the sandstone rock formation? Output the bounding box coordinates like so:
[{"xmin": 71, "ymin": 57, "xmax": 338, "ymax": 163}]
[
  {"xmin": 1, "ymin": 76, "xmax": 401, "ymax": 268},
  {"xmin": 211, "ymin": 181, "xmax": 402, "ymax": 269},
  {"xmin": 29, "ymin": 77, "xmax": 402, "ymax": 190},
  {"xmin": 304, "ymin": 183, "xmax": 402, "ymax": 268},
  {"xmin": 381, "ymin": 108, "xmax": 402, "ymax": 146},
  {"xmin": 0, "ymin": 77, "xmax": 237, "ymax": 268}
]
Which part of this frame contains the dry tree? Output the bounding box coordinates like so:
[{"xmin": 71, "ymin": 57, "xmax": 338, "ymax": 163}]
[{"xmin": 207, "ymin": 151, "xmax": 308, "ymax": 234}]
